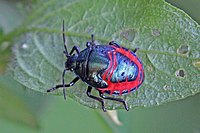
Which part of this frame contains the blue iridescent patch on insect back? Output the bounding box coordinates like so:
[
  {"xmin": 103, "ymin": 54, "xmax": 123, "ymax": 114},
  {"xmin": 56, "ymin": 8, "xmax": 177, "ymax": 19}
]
[
  {"xmin": 47, "ymin": 20, "xmax": 144, "ymax": 112},
  {"xmin": 110, "ymin": 52, "xmax": 139, "ymax": 83}
]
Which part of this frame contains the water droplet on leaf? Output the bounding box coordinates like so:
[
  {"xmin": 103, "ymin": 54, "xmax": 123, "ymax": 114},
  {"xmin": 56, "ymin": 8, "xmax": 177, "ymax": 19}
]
[{"xmin": 22, "ymin": 43, "xmax": 28, "ymax": 49}]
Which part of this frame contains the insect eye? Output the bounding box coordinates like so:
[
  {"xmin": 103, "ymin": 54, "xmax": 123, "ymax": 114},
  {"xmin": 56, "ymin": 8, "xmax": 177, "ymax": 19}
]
[{"xmin": 86, "ymin": 42, "xmax": 91, "ymax": 47}]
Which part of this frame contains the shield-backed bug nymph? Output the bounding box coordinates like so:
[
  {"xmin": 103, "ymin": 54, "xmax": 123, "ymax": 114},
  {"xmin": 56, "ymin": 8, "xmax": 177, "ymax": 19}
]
[{"xmin": 47, "ymin": 20, "xmax": 145, "ymax": 112}]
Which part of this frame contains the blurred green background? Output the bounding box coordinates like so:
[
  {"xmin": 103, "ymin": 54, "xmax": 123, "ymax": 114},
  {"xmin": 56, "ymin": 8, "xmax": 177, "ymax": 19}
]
[{"xmin": 0, "ymin": 0, "xmax": 200, "ymax": 133}]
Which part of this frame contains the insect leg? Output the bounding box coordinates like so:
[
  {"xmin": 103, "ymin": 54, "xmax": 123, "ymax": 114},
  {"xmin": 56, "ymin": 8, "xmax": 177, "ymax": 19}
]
[
  {"xmin": 133, "ymin": 48, "xmax": 139, "ymax": 53},
  {"xmin": 69, "ymin": 46, "xmax": 80, "ymax": 55},
  {"xmin": 99, "ymin": 91, "xmax": 129, "ymax": 111},
  {"xmin": 62, "ymin": 69, "xmax": 67, "ymax": 99},
  {"xmin": 47, "ymin": 77, "xmax": 79, "ymax": 97},
  {"xmin": 108, "ymin": 41, "xmax": 120, "ymax": 48},
  {"xmin": 86, "ymin": 86, "xmax": 106, "ymax": 112},
  {"xmin": 86, "ymin": 34, "xmax": 95, "ymax": 47},
  {"xmin": 62, "ymin": 20, "xmax": 69, "ymax": 57},
  {"xmin": 91, "ymin": 34, "xmax": 94, "ymax": 44}
]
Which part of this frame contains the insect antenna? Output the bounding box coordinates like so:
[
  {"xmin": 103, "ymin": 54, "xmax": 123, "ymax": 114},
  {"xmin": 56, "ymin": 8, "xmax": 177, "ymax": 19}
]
[
  {"xmin": 91, "ymin": 34, "xmax": 95, "ymax": 46},
  {"xmin": 62, "ymin": 20, "xmax": 69, "ymax": 57}
]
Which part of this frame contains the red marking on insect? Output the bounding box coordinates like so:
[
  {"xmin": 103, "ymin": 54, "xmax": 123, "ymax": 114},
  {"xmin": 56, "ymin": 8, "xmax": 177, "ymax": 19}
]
[
  {"xmin": 98, "ymin": 45, "xmax": 144, "ymax": 95},
  {"xmin": 47, "ymin": 20, "xmax": 145, "ymax": 112}
]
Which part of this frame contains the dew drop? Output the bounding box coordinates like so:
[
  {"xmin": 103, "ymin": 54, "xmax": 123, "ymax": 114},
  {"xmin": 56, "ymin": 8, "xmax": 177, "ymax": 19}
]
[
  {"xmin": 22, "ymin": 43, "xmax": 28, "ymax": 49},
  {"xmin": 120, "ymin": 29, "xmax": 136, "ymax": 42},
  {"xmin": 151, "ymin": 29, "xmax": 161, "ymax": 37},
  {"xmin": 175, "ymin": 69, "xmax": 185, "ymax": 78},
  {"xmin": 177, "ymin": 45, "xmax": 189, "ymax": 55}
]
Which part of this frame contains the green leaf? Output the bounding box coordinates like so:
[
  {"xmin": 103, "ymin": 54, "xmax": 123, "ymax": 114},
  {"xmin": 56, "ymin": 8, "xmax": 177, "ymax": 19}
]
[
  {"xmin": 0, "ymin": 39, "xmax": 12, "ymax": 73},
  {"xmin": 0, "ymin": 0, "xmax": 26, "ymax": 73},
  {"xmin": 6, "ymin": 0, "xmax": 200, "ymax": 110},
  {"xmin": 0, "ymin": 74, "xmax": 39, "ymax": 128}
]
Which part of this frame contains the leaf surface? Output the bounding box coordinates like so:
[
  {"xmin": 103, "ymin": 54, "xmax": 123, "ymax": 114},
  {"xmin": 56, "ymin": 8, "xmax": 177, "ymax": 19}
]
[
  {"xmin": 0, "ymin": 75, "xmax": 39, "ymax": 128},
  {"xmin": 8, "ymin": 0, "xmax": 200, "ymax": 110}
]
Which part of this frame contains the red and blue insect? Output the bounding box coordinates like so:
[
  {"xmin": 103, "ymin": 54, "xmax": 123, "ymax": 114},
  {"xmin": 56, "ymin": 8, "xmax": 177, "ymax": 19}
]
[{"xmin": 47, "ymin": 21, "xmax": 144, "ymax": 112}]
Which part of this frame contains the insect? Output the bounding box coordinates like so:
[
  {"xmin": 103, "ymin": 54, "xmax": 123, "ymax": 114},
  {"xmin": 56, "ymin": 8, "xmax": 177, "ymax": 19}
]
[{"xmin": 47, "ymin": 20, "xmax": 144, "ymax": 112}]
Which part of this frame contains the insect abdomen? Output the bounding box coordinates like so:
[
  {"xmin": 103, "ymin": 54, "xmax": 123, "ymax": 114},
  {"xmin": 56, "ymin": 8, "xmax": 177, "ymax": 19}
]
[
  {"xmin": 110, "ymin": 52, "xmax": 138, "ymax": 83},
  {"xmin": 98, "ymin": 46, "xmax": 144, "ymax": 95}
]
